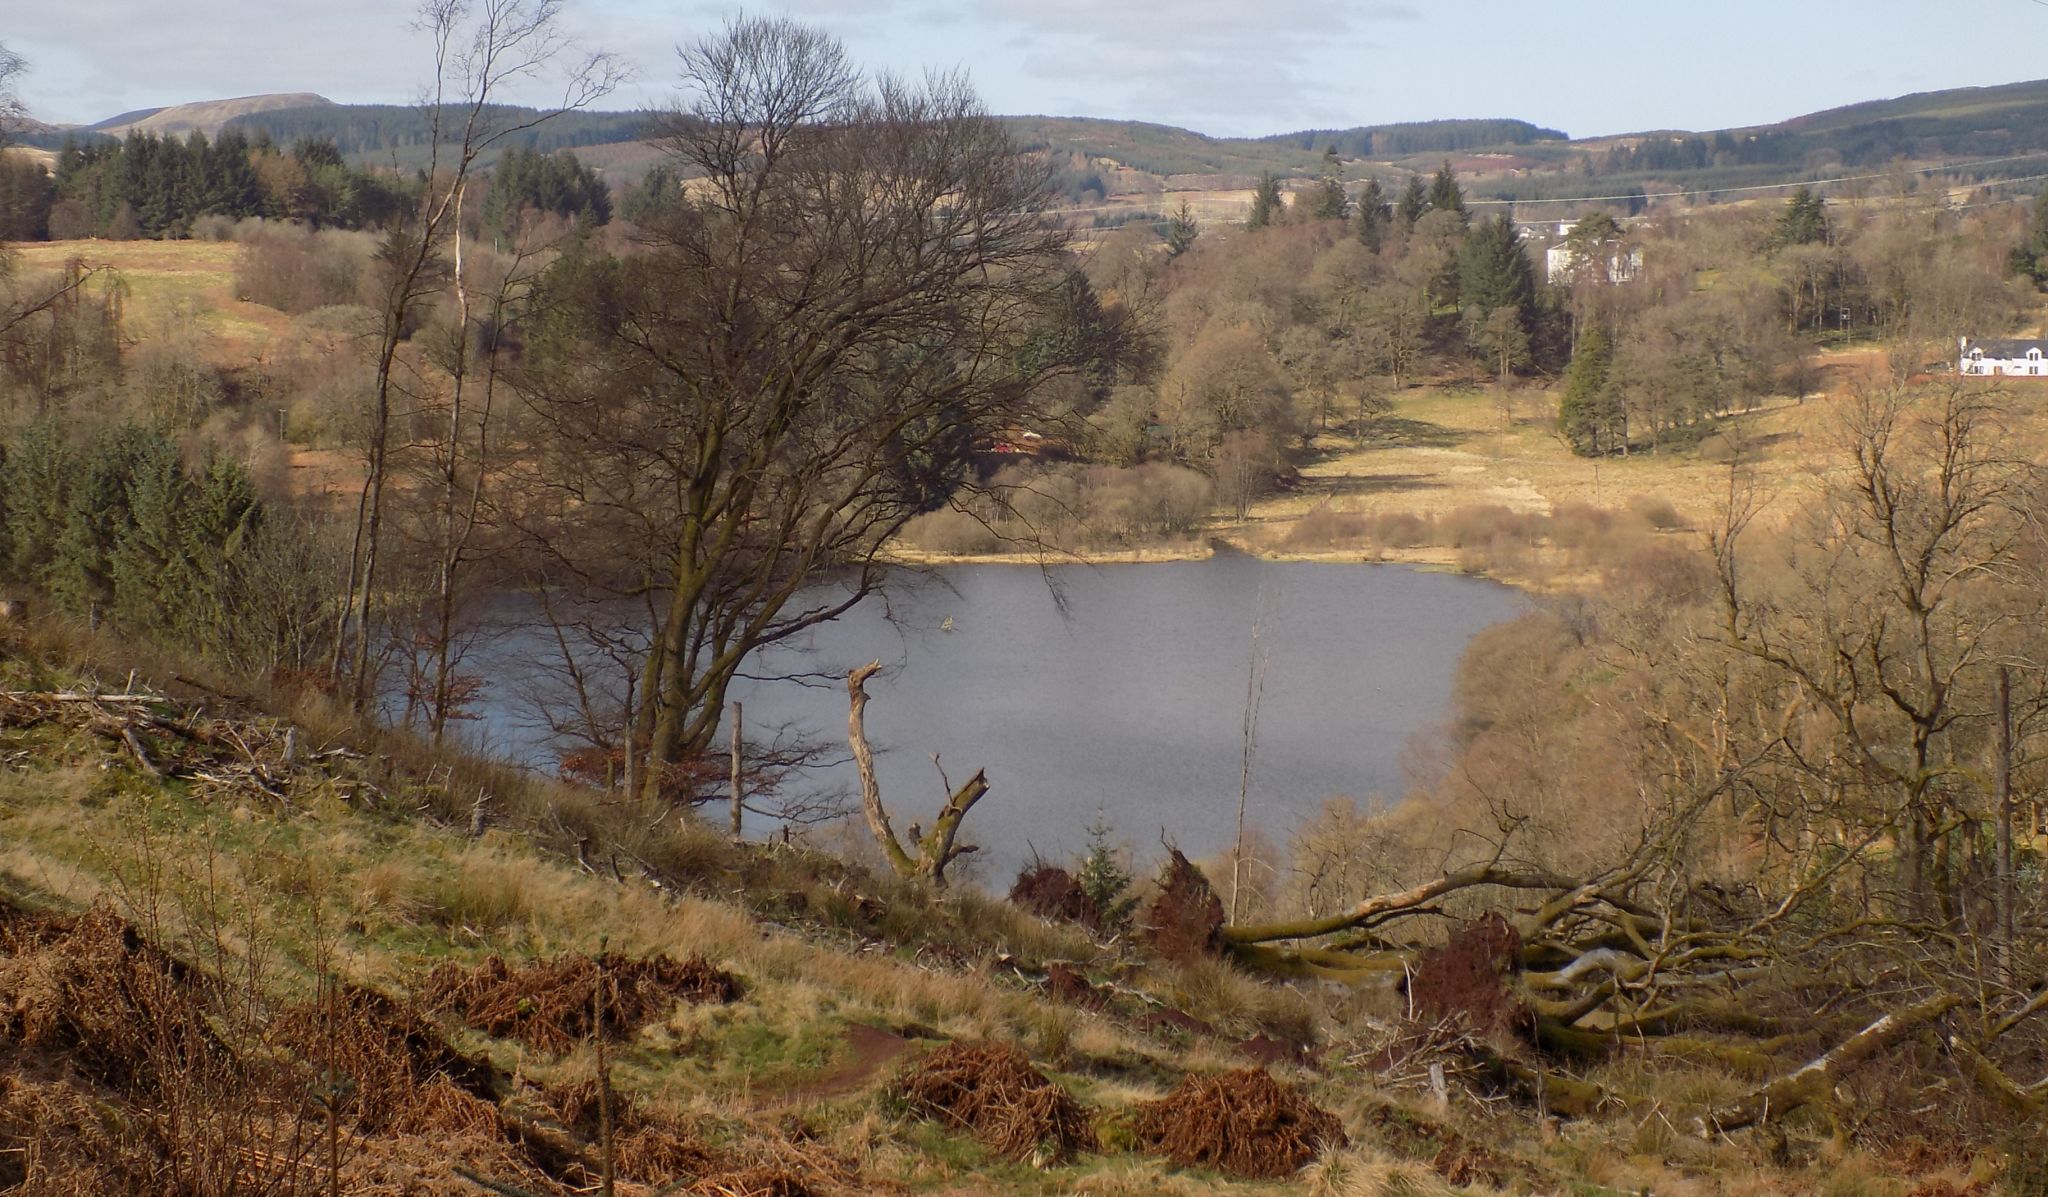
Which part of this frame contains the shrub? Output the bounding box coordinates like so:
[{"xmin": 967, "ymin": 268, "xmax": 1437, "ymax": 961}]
[
  {"xmin": 1281, "ymin": 503, "xmax": 1370, "ymax": 550},
  {"xmin": 1545, "ymin": 501, "xmax": 1614, "ymax": 549},
  {"xmin": 1626, "ymin": 493, "xmax": 1689, "ymax": 531},
  {"xmin": 899, "ymin": 508, "xmax": 1003, "ymax": 555},
  {"xmin": 1368, "ymin": 512, "xmax": 1434, "ymax": 548},
  {"xmin": 189, "ymin": 214, "xmax": 239, "ymax": 242},
  {"xmin": 1437, "ymin": 504, "xmax": 1539, "ymax": 549},
  {"xmin": 233, "ymin": 226, "xmax": 369, "ymax": 315}
]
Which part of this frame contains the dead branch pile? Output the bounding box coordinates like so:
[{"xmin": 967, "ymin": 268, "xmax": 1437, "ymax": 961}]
[
  {"xmin": 0, "ymin": 687, "xmax": 294, "ymax": 803},
  {"xmin": 0, "ymin": 902, "xmax": 226, "ymax": 1096},
  {"xmin": 891, "ymin": 1042, "xmax": 1096, "ymax": 1162},
  {"xmin": 1007, "ymin": 864, "xmax": 1100, "ymax": 931},
  {"xmin": 539, "ymin": 1077, "xmax": 716, "ymax": 1188},
  {"xmin": 421, "ymin": 951, "xmax": 743, "ymax": 1052},
  {"xmin": 269, "ymin": 981, "xmax": 508, "ymax": 1137},
  {"xmin": 1213, "ymin": 797, "xmax": 2048, "ymax": 1145},
  {"xmin": 1132, "ymin": 1068, "xmax": 1345, "ymax": 1179}
]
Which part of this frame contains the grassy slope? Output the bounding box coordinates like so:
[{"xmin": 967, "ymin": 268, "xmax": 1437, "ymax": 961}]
[
  {"xmin": 0, "ymin": 634, "xmax": 1300, "ymax": 1195},
  {"xmin": 1215, "ymin": 347, "xmax": 2043, "ymax": 582},
  {"xmin": 0, "ymin": 621, "xmax": 1994, "ymax": 1196}
]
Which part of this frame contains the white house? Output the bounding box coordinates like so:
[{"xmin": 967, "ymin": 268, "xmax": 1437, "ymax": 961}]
[
  {"xmin": 1959, "ymin": 337, "xmax": 2048, "ymax": 376},
  {"xmin": 1546, "ymin": 241, "xmax": 1642, "ymax": 286}
]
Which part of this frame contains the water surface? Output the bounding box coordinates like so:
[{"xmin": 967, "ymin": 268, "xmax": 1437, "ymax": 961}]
[{"xmin": 472, "ymin": 555, "xmax": 1523, "ymax": 880}]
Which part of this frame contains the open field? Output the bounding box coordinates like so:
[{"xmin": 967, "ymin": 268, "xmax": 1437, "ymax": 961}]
[
  {"xmin": 1214, "ymin": 347, "xmax": 2009, "ymax": 576},
  {"xmin": 14, "ymin": 237, "xmax": 296, "ymax": 360}
]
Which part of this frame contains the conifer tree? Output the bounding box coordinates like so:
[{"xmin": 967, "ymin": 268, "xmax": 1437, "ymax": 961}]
[
  {"xmin": 1075, "ymin": 812, "xmax": 1140, "ymax": 934},
  {"xmin": 2011, "ymin": 185, "xmax": 2048, "ymax": 284},
  {"xmin": 1246, "ymin": 171, "xmax": 1283, "ymax": 230},
  {"xmin": 1557, "ymin": 325, "xmax": 1623, "ymax": 456},
  {"xmin": 1458, "ymin": 213, "xmax": 1536, "ymax": 324},
  {"xmin": 1395, "ymin": 173, "xmax": 1427, "ymax": 231},
  {"xmin": 1773, "ymin": 185, "xmax": 1828, "ymax": 247},
  {"xmin": 1427, "ymin": 160, "xmax": 1466, "ymax": 222},
  {"xmin": 0, "ymin": 424, "xmax": 73, "ymax": 581},
  {"xmin": 178, "ymin": 456, "xmax": 262, "ymax": 647},
  {"xmin": 1165, "ymin": 197, "xmax": 1200, "ymax": 258},
  {"xmin": 207, "ymin": 128, "xmax": 264, "ymax": 218},
  {"xmin": 1354, "ymin": 177, "xmax": 1390, "ymax": 252},
  {"xmin": 109, "ymin": 436, "xmax": 193, "ymax": 634},
  {"xmin": 1310, "ymin": 147, "xmax": 1348, "ymax": 222},
  {"xmin": 49, "ymin": 426, "xmax": 154, "ymax": 615},
  {"xmin": 619, "ymin": 163, "xmax": 679, "ymax": 225}
]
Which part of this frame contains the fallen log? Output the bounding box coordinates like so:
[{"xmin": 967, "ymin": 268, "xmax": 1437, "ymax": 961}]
[
  {"xmin": 1, "ymin": 690, "xmax": 164, "ymax": 705},
  {"xmin": 1695, "ymin": 992, "xmax": 1962, "ymax": 1135},
  {"xmin": 1221, "ymin": 866, "xmax": 1577, "ymax": 946},
  {"xmin": 1951, "ymin": 1037, "xmax": 2048, "ymax": 1117}
]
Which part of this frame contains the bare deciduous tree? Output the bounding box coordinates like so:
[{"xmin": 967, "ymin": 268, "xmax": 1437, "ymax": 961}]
[{"xmin": 505, "ymin": 16, "xmax": 1075, "ymax": 804}]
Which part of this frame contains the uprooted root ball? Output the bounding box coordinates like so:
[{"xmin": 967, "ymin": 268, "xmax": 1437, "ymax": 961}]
[
  {"xmin": 421, "ymin": 951, "xmax": 742, "ymax": 1052},
  {"xmin": 891, "ymin": 1042, "xmax": 1097, "ymax": 1163},
  {"xmin": 1134, "ymin": 1068, "xmax": 1346, "ymax": 1179}
]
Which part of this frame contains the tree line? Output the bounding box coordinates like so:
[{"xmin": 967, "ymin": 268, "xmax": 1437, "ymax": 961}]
[
  {"xmin": 41, "ymin": 129, "xmax": 408, "ymax": 238},
  {"xmin": 0, "ymin": 423, "xmax": 323, "ymax": 672},
  {"xmin": 0, "ymin": 130, "xmax": 615, "ymax": 243},
  {"xmin": 1261, "ymin": 118, "xmax": 1566, "ymax": 158}
]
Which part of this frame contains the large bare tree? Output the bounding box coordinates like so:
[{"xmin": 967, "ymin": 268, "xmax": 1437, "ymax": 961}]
[{"xmin": 506, "ymin": 16, "xmax": 1074, "ymax": 804}]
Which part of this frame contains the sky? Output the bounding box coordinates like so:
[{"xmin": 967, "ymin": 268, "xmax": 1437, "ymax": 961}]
[{"xmin": 11, "ymin": 0, "xmax": 2048, "ymax": 139}]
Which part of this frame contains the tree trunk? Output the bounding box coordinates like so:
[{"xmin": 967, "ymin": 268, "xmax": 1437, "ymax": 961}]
[
  {"xmin": 728, "ymin": 700, "xmax": 744, "ymax": 840},
  {"xmin": 1697, "ymin": 992, "xmax": 1961, "ymax": 1134},
  {"xmin": 1997, "ymin": 667, "xmax": 2015, "ymax": 984},
  {"xmin": 848, "ymin": 661, "xmax": 916, "ymax": 878},
  {"xmin": 846, "ymin": 660, "xmax": 987, "ymax": 888}
]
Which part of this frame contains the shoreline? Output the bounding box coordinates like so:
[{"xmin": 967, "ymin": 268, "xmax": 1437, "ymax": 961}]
[{"xmin": 879, "ymin": 532, "xmax": 1582, "ymax": 595}]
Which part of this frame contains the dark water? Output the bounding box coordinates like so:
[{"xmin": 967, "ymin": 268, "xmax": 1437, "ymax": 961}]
[{"xmin": 466, "ymin": 555, "xmax": 1522, "ymax": 879}]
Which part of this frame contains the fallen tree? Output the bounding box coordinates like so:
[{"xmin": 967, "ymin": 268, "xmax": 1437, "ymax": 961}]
[{"xmin": 1142, "ymin": 772, "xmax": 2048, "ymax": 1140}]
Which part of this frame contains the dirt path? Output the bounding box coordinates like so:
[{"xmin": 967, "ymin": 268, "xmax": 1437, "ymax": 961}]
[{"xmin": 767, "ymin": 1023, "xmax": 915, "ymax": 1105}]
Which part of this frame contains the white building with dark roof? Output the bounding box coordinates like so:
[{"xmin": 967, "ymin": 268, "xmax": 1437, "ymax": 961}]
[{"xmin": 1960, "ymin": 337, "xmax": 2048, "ymax": 376}]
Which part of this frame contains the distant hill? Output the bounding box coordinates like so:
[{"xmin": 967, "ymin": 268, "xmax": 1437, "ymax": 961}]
[
  {"xmin": 1259, "ymin": 119, "xmax": 1568, "ymax": 157},
  {"xmin": 98, "ymin": 93, "xmax": 334, "ymax": 138},
  {"xmin": 86, "ymin": 106, "xmax": 167, "ymax": 131},
  {"xmin": 222, "ymin": 102, "xmax": 652, "ymax": 159},
  {"xmin": 27, "ymin": 75, "xmax": 2048, "ymax": 215}
]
